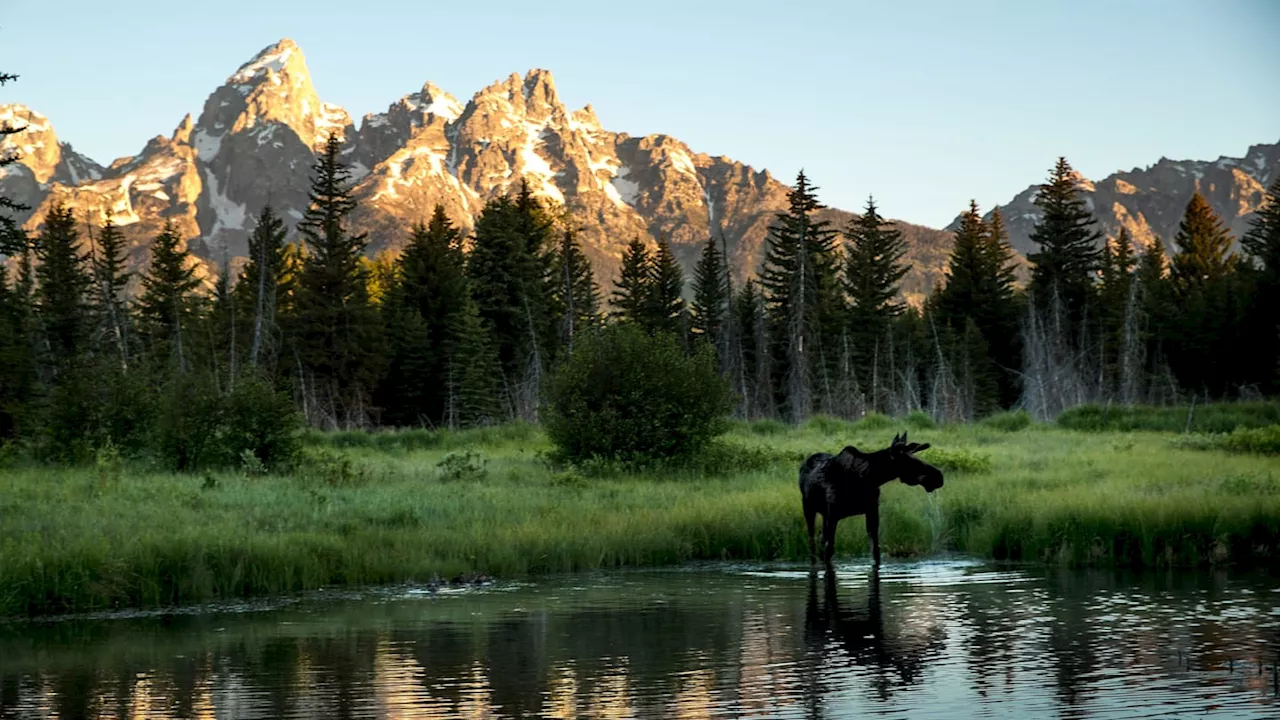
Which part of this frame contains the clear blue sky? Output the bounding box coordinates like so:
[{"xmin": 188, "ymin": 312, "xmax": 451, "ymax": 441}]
[{"xmin": 2, "ymin": 0, "xmax": 1277, "ymax": 228}]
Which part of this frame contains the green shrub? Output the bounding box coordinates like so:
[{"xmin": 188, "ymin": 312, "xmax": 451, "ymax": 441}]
[
  {"xmin": 155, "ymin": 372, "xmax": 302, "ymax": 472},
  {"xmin": 746, "ymin": 419, "xmax": 788, "ymax": 436},
  {"xmin": 436, "ymin": 449, "xmax": 488, "ymax": 482},
  {"xmin": 923, "ymin": 447, "xmax": 993, "ymax": 473},
  {"xmin": 904, "ymin": 411, "xmax": 937, "ymax": 430},
  {"xmin": 854, "ymin": 412, "xmax": 895, "ymax": 430},
  {"xmin": 1057, "ymin": 402, "xmax": 1280, "ymax": 433},
  {"xmin": 543, "ymin": 324, "xmax": 733, "ymax": 462},
  {"xmin": 981, "ymin": 410, "xmax": 1032, "ymax": 432},
  {"xmin": 805, "ymin": 414, "xmax": 853, "ymax": 435},
  {"xmin": 1219, "ymin": 426, "xmax": 1280, "ymax": 455}
]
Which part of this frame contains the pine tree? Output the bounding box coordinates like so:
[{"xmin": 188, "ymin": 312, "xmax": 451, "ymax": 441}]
[
  {"xmin": 33, "ymin": 204, "xmax": 93, "ymax": 375},
  {"xmin": 238, "ymin": 204, "xmax": 288, "ymax": 371},
  {"xmin": 610, "ymin": 238, "xmax": 654, "ymax": 325},
  {"xmin": 91, "ymin": 214, "xmax": 132, "ymax": 368},
  {"xmin": 932, "ymin": 202, "xmax": 1022, "ymax": 413},
  {"xmin": 137, "ymin": 221, "xmax": 201, "ymax": 371},
  {"xmin": 550, "ymin": 227, "xmax": 601, "ymax": 353},
  {"xmin": 691, "ymin": 235, "xmax": 729, "ymax": 349},
  {"xmin": 449, "ymin": 295, "xmax": 505, "ymax": 427},
  {"xmin": 1167, "ymin": 192, "xmax": 1243, "ymax": 394},
  {"xmin": 1171, "ymin": 192, "xmax": 1237, "ymax": 294},
  {"xmin": 381, "ymin": 206, "xmax": 475, "ymax": 427},
  {"xmin": 293, "ymin": 134, "xmax": 384, "ymax": 427},
  {"xmin": 466, "ymin": 183, "xmax": 557, "ymax": 418},
  {"xmin": 1027, "ymin": 157, "xmax": 1103, "ymax": 333},
  {"xmin": 1241, "ymin": 178, "xmax": 1280, "ymax": 392},
  {"xmin": 733, "ymin": 279, "xmax": 776, "ymax": 419},
  {"xmin": 759, "ymin": 171, "xmax": 842, "ymax": 423},
  {"xmin": 842, "ymin": 196, "xmax": 909, "ymax": 409},
  {"xmin": 0, "ymin": 71, "xmax": 28, "ymax": 256},
  {"xmin": 646, "ymin": 234, "xmax": 686, "ymax": 337},
  {"xmin": 0, "ymin": 258, "xmax": 35, "ymax": 437},
  {"xmin": 1098, "ymin": 228, "xmax": 1138, "ymax": 397}
]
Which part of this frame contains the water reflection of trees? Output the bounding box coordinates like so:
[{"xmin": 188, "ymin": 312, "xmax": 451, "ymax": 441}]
[{"xmin": 1, "ymin": 568, "xmax": 1276, "ymax": 719}]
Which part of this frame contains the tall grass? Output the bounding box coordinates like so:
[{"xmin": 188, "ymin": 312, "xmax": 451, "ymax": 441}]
[
  {"xmin": 1056, "ymin": 401, "xmax": 1280, "ymax": 433},
  {"xmin": 1, "ymin": 423, "xmax": 1277, "ymax": 616}
]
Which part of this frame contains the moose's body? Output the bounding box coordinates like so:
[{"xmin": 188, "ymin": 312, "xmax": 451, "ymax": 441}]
[{"xmin": 799, "ymin": 432, "xmax": 943, "ymax": 566}]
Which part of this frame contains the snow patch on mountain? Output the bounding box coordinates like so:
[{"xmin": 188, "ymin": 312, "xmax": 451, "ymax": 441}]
[
  {"xmin": 193, "ymin": 129, "xmax": 223, "ymax": 162},
  {"xmin": 203, "ymin": 169, "xmax": 248, "ymax": 240},
  {"xmin": 230, "ymin": 42, "xmax": 296, "ymax": 88},
  {"xmin": 611, "ymin": 166, "xmax": 640, "ymax": 206}
]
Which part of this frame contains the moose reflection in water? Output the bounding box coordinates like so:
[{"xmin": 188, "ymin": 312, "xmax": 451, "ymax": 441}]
[
  {"xmin": 1, "ymin": 565, "xmax": 1276, "ymax": 719},
  {"xmin": 800, "ymin": 431, "xmax": 944, "ymax": 566},
  {"xmin": 803, "ymin": 568, "xmax": 948, "ymax": 701}
]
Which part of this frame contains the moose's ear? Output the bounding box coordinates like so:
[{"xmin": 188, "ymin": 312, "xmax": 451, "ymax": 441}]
[
  {"xmin": 906, "ymin": 442, "xmax": 931, "ymax": 454},
  {"xmin": 892, "ymin": 432, "xmax": 903, "ymax": 446}
]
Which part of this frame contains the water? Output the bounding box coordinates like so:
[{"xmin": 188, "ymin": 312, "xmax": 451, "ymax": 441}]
[{"xmin": 1, "ymin": 560, "xmax": 1277, "ymax": 718}]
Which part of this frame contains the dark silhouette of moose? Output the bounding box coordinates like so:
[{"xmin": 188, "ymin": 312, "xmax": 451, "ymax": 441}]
[{"xmin": 799, "ymin": 431, "xmax": 943, "ymax": 566}]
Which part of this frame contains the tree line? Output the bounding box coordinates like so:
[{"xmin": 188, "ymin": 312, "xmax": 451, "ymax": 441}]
[{"xmin": 3, "ymin": 67, "xmax": 1279, "ymax": 464}]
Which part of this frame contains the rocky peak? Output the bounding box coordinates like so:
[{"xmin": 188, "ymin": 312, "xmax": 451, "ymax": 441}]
[
  {"xmin": 0, "ymin": 104, "xmax": 105, "ymax": 224},
  {"xmin": 958, "ymin": 140, "xmax": 1280, "ymax": 258},
  {"xmin": 194, "ymin": 38, "xmax": 351, "ymax": 157}
]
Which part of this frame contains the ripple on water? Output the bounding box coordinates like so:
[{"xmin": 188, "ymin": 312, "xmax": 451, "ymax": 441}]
[{"xmin": 0, "ymin": 562, "xmax": 1276, "ymax": 719}]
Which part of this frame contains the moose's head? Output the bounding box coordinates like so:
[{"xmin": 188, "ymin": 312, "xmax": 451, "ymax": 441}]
[{"xmin": 888, "ymin": 432, "xmax": 943, "ymax": 492}]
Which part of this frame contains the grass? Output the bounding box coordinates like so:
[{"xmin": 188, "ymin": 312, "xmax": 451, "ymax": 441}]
[
  {"xmin": 1, "ymin": 420, "xmax": 1278, "ymax": 617},
  {"xmin": 1056, "ymin": 401, "xmax": 1280, "ymax": 433}
]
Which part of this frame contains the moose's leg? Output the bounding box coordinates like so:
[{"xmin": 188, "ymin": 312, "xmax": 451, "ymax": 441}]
[
  {"xmin": 805, "ymin": 506, "xmax": 818, "ymax": 564},
  {"xmin": 867, "ymin": 508, "xmax": 882, "ymax": 567},
  {"xmin": 822, "ymin": 516, "xmax": 839, "ymax": 566}
]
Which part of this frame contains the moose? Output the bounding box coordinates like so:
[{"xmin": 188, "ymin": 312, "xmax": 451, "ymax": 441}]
[{"xmin": 799, "ymin": 431, "xmax": 944, "ymax": 566}]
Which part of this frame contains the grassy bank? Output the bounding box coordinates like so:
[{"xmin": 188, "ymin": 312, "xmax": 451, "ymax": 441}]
[{"xmin": 2, "ymin": 419, "xmax": 1278, "ymax": 616}]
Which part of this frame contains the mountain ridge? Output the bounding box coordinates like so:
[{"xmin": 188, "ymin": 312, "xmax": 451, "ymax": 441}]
[{"xmin": 2, "ymin": 38, "xmax": 1275, "ymax": 304}]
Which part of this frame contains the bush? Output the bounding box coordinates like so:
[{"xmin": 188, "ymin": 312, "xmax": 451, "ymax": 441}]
[
  {"xmin": 1057, "ymin": 402, "xmax": 1280, "ymax": 433},
  {"xmin": 854, "ymin": 412, "xmax": 895, "ymax": 430},
  {"xmin": 543, "ymin": 324, "xmax": 733, "ymax": 462},
  {"xmin": 981, "ymin": 410, "xmax": 1032, "ymax": 432},
  {"xmin": 924, "ymin": 447, "xmax": 993, "ymax": 473},
  {"xmin": 1220, "ymin": 425, "xmax": 1280, "ymax": 455},
  {"xmin": 904, "ymin": 411, "xmax": 937, "ymax": 430},
  {"xmin": 156, "ymin": 372, "xmax": 302, "ymax": 472}
]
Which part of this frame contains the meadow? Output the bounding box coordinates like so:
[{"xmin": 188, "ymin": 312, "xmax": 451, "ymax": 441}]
[{"xmin": 1, "ymin": 411, "xmax": 1278, "ymax": 617}]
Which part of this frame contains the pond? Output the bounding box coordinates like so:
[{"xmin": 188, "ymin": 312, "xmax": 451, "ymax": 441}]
[{"xmin": 1, "ymin": 560, "xmax": 1277, "ymax": 718}]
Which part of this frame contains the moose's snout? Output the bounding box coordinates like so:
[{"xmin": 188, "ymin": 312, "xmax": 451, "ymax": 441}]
[{"xmin": 920, "ymin": 466, "xmax": 944, "ymax": 493}]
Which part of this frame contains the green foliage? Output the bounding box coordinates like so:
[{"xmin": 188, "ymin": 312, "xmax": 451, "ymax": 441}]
[
  {"xmin": 1027, "ymin": 157, "xmax": 1103, "ymax": 332},
  {"xmin": 136, "ymin": 221, "xmax": 201, "ymax": 367},
  {"xmin": 1219, "ymin": 426, "xmax": 1280, "ymax": 455},
  {"xmin": 436, "ymin": 449, "xmax": 488, "ymax": 482},
  {"xmin": 646, "ymin": 235, "xmax": 686, "ymax": 336},
  {"xmin": 904, "ymin": 410, "xmax": 937, "ymax": 430},
  {"xmin": 610, "ymin": 237, "xmax": 653, "ymax": 324},
  {"xmin": 759, "ymin": 171, "xmax": 844, "ymax": 422},
  {"xmin": 155, "ymin": 372, "xmax": 302, "ymax": 472},
  {"xmin": 466, "ymin": 184, "xmax": 557, "ymax": 393},
  {"xmin": 543, "ymin": 323, "xmax": 733, "ymax": 461},
  {"xmin": 292, "ymin": 135, "xmax": 384, "ymax": 425},
  {"xmin": 924, "ymin": 447, "xmax": 993, "ymax": 473},
  {"xmin": 1056, "ymin": 402, "xmax": 1280, "ymax": 433},
  {"xmin": 853, "ymin": 412, "xmax": 895, "ymax": 430},
  {"xmin": 33, "ymin": 204, "xmax": 92, "ymax": 370},
  {"xmin": 550, "ymin": 227, "xmax": 601, "ymax": 352},
  {"xmin": 842, "ymin": 197, "xmax": 909, "ymax": 402},
  {"xmin": 980, "ymin": 410, "xmax": 1033, "ymax": 432},
  {"xmin": 690, "ymin": 235, "xmax": 729, "ymax": 349}
]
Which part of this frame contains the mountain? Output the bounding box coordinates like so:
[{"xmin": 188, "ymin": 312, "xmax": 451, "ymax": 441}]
[
  {"xmin": 963, "ymin": 144, "xmax": 1279, "ymax": 256},
  {"xmin": 1, "ymin": 39, "xmax": 952, "ymax": 302}
]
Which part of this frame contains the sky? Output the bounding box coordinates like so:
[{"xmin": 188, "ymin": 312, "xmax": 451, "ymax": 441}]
[{"xmin": 1, "ymin": 0, "xmax": 1277, "ymax": 228}]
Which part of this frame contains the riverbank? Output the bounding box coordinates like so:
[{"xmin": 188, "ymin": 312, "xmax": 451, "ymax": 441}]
[{"xmin": 1, "ymin": 419, "xmax": 1278, "ymax": 616}]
